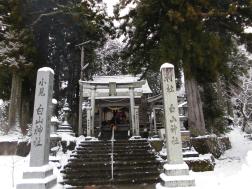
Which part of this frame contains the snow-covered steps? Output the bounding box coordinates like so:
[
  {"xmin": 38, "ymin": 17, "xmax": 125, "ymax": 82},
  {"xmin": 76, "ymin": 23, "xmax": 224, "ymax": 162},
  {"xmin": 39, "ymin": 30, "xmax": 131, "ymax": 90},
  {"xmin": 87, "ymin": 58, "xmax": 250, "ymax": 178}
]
[{"xmin": 61, "ymin": 139, "xmax": 161, "ymax": 187}]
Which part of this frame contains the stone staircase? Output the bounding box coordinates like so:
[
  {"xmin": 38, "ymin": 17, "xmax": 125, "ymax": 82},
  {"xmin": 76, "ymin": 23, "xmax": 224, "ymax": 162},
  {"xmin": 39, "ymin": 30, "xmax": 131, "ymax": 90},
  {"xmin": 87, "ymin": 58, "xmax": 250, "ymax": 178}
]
[{"xmin": 61, "ymin": 139, "xmax": 161, "ymax": 188}]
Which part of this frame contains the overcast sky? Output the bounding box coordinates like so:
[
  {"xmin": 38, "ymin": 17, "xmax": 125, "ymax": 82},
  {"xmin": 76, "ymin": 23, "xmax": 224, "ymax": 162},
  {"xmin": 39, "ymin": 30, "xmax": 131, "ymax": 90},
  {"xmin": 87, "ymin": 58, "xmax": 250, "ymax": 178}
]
[{"xmin": 103, "ymin": 0, "xmax": 119, "ymax": 16}]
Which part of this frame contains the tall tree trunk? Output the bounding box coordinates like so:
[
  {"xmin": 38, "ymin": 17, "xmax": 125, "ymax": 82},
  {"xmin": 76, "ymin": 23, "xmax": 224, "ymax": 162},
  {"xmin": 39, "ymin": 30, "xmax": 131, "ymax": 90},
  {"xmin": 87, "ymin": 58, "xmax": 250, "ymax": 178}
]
[
  {"xmin": 16, "ymin": 76, "xmax": 22, "ymax": 127},
  {"xmin": 185, "ymin": 77, "xmax": 206, "ymax": 136},
  {"xmin": 20, "ymin": 98, "xmax": 31, "ymax": 134},
  {"xmin": 8, "ymin": 72, "xmax": 22, "ymax": 132}
]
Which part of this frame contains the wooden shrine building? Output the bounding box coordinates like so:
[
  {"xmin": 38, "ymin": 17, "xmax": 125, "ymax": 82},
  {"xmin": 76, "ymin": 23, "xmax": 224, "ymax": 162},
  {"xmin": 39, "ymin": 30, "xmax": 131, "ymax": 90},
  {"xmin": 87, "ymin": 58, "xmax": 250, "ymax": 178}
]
[{"xmin": 78, "ymin": 75, "xmax": 152, "ymax": 139}]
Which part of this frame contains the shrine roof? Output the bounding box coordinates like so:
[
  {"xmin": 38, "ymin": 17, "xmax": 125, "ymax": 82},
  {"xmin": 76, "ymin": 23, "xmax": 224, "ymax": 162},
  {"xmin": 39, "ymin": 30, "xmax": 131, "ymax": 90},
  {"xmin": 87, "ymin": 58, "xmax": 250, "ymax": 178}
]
[
  {"xmin": 91, "ymin": 75, "xmax": 152, "ymax": 94},
  {"xmin": 81, "ymin": 75, "xmax": 152, "ymax": 98}
]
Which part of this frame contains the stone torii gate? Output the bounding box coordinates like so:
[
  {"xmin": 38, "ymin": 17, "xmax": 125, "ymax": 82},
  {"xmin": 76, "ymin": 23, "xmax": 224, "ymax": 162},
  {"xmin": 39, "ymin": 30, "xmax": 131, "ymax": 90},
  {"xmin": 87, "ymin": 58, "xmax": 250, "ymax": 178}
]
[{"xmin": 78, "ymin": 79, "xmax": 146, "ymax": 137}]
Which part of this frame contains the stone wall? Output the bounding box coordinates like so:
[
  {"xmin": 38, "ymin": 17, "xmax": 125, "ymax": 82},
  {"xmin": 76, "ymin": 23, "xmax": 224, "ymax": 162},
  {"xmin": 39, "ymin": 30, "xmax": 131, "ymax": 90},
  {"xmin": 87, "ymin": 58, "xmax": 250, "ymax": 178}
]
[
  {"xmin": 0, "ymin": 141, "xmax": 30, "ymax": 157},
  {"xmin": 190, "ymin": 135, "xmax": 231, "ymax": 158},
  {"xmin": 0, "ymin": 137, "xmax": 76, "ymax": 156}
]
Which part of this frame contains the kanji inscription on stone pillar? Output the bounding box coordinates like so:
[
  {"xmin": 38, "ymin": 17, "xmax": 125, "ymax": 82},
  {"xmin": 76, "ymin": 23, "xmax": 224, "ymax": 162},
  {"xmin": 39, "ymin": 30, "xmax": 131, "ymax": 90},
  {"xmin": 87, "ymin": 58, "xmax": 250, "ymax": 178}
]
[{"xmin": 30, "ymin": 67, "xmax": 54, "ymax": 167}]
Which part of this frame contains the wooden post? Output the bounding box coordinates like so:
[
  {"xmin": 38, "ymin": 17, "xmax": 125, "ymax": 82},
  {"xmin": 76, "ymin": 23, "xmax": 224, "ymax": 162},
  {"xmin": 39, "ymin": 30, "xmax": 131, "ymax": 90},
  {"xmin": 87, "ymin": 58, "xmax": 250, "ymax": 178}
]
[
  {"xmin": 78, "ymin": 83, "xmax": 83, "ymax": 136},
  {"xmin": 90, "ymin": 86, "xmax": 96, "ymax": 136},
  {"xmin": 134, "ymin": 106, "xmax": 140, "ymax": 136},
  {"xmin": 86, "ymin": 107, "xmax": 91, "ymax": 137},
  {"xmin": 129, "ymin": 86, "xmax": 135, "ymax": 136}
]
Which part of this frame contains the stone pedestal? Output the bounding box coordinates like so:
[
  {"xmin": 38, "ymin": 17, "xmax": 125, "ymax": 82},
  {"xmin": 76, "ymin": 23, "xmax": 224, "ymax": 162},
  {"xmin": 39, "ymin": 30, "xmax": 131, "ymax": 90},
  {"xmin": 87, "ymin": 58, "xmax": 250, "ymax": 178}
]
[
  {"xmin": 156, "ymin": 163, "xmax": 195, "ymax": 188},
  {"xmin": 57, "ymin": 121, "xmax": 75, "ymax": 136},
  {"xmin": 17, "ymin": 165, "xmax": 57, "ymax": 189},
  {"xmin": 16, "ymin": 67, "xmax": 57, "ymax": 189},
  {"xmin": 156, "ymin": 63, "xmax": 195, "ymax": 188}
]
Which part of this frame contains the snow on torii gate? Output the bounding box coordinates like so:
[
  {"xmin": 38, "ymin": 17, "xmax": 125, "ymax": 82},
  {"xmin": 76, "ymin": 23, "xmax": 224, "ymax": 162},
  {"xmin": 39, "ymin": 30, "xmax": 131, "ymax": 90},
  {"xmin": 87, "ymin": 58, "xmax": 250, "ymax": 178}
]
[{"xmin": 78, "ymin": 79, "xmax": 146, "ymax": 137}]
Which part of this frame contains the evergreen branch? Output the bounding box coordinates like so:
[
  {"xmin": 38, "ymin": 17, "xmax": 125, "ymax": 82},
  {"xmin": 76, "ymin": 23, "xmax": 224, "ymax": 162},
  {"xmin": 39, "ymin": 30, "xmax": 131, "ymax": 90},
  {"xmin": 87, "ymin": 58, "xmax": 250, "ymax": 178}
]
[
  {"xmin": 31, "ymin": 11, "xmax": 63, "ymax": 26},
  {"xmin": 0, "ymin": 23, "xmax": 11, "ymax": 27}
]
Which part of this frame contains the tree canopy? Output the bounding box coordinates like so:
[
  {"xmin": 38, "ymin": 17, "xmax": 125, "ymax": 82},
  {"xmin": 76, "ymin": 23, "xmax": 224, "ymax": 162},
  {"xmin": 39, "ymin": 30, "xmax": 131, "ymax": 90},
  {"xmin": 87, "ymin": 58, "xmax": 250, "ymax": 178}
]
[
  {"xmin": 115, "ymin": 0, "xmax": 252, "ymax": 80},
  {"xmin": 115, "ymin": 0, "xmax": 252, "ymax": 134}
]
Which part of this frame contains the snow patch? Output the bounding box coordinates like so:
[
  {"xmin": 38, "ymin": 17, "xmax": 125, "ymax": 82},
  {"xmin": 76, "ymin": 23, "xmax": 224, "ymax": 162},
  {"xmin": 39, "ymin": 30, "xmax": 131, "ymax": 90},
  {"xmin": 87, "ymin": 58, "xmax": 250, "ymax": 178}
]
[
  {"xmin": 52, "ymin": 99, "xmax": 58, "ymax": 104},
  {"xmin": 244, "ymin": 26, "xmax": 252, "ymax": 33}
]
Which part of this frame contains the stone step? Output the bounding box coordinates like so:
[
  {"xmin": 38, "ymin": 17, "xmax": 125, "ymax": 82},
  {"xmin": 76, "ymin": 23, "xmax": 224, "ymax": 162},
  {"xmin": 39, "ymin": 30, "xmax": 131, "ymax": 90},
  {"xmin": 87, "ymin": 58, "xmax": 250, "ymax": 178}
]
[
  {"xmin": 61, "ymin": 139, "xmax": 160, "ymax": 187},
  {"xmin": 77, "ymin": 146, "xmax": 150, "ymax": 150},
  {"xmin": 78, "ymin": 144, "xmax": 150, "ymax": 148},
  {"xmin": 63, "ymin": 165, "xmax": 160, "ymax": 174},
  {"xmin": 71, "ymin": 151, "xmax": 156, "ymax": 155},
  {"xmin": 71, "ymin": 152, "xmax": 155, "ymax": 159},
  {"xmin": 76, "ymin": 146, "xmax": 151, "ymax": 151},
  {"xmin": 78, "ymin": 142, "xmax": 149, "ymax": 147},
  {"xmin": 62, "ymin": 176, "xmax": 159, "ymax": 186},
  {"xmin": 63, "ymin": 162, "xmax": 160, "ymax": 171},
  {"xmin": 62, "ymin": 165, "xmax": 160, "ymax": 174},
  {"xmin": 69, "ymin": 155, "xmax": 156, "ymax": 161},
  {"xmin": 75, "ymin": 148, "xmax": 153, "ymax": 154},
  {"xmin": 66, "ymin": 159, "xmax": 159, "ymax": 167},
  {"xmin": 79, "ymin": 140, "xmax": 148, "ymax": 145},
  {"xmin": 63, "ymin": 171, "xmax": 159, "ymax": 180}
]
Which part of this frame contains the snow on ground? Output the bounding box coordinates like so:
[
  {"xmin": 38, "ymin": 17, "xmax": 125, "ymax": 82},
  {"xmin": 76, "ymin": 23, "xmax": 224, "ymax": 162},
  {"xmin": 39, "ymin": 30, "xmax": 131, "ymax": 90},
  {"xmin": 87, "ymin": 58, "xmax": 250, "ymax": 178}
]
[
  {"xmin": 0, "ymin": 155, "xmax": 29, "ymax": 189},
  {"xmin": 191, "ymin": 127, "xmax": 252, "ymax": 189},
  {"xmin": 0, "ymin": 127, "xmax": 252, "ymax": 189},
  {"xmin": 0, "ymin": 132, "xmax": 29, "ymax": 142}
]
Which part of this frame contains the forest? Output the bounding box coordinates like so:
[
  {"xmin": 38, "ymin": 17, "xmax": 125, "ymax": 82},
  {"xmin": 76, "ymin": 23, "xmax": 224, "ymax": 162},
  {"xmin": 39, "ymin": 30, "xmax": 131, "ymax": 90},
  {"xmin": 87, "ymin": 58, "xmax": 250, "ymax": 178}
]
[{"xmin": 1, "ymin": 0, "xmax": 252, "ymax": 137}]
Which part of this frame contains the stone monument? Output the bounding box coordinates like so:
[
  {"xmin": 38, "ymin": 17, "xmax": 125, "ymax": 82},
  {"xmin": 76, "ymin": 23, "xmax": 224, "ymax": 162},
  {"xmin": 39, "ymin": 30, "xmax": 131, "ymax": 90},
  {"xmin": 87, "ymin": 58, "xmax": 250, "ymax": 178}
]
[
  {"xmin": 156, "ymin": 63, "xmax": 195, "ymax": 188},
  {"xmin": 17, "ymin": 67, "xmax": 57, "ymax": 189}
]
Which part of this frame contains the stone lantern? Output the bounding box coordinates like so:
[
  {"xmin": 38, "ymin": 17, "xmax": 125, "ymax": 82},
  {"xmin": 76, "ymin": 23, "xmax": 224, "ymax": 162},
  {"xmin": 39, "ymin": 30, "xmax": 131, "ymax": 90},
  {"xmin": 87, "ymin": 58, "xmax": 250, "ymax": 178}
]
[
  {"xmin": 57, "ymin": 102, "xmax": 74, "ymax": 136},
  {"xmin": 51, "ymin": 98, "xmax": 60, "ymax": 133}
]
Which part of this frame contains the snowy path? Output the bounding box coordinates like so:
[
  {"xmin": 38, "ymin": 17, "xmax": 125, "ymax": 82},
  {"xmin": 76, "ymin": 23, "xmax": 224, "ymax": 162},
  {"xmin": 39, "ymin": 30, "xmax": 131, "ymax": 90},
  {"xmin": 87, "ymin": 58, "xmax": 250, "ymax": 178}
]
[
  {"xmin": 192, "ymin": 127, "xmax": 252, "ymax": 189},
  {"xmin": 1, "ymin": 127, "xmax": 252, "ymax": 189}
]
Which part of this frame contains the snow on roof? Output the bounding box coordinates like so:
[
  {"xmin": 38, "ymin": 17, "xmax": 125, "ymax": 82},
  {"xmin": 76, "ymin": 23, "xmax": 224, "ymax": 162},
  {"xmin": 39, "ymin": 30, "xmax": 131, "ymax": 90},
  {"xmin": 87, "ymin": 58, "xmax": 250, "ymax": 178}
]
[
  {"xmin": 92, "ymin": 75, "xmax": 152, "ymax": 94},
  {"xmin": 93, "ymin": 75, "xmax": 139, "ymax": 83}
]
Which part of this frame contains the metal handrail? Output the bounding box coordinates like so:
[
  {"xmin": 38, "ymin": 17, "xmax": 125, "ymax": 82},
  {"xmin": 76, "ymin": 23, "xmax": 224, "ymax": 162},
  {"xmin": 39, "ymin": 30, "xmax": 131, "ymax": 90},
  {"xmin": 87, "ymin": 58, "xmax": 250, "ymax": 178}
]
[{"xmin": 110, "ymin": 126, "xmax": 115, "ymax": 180}]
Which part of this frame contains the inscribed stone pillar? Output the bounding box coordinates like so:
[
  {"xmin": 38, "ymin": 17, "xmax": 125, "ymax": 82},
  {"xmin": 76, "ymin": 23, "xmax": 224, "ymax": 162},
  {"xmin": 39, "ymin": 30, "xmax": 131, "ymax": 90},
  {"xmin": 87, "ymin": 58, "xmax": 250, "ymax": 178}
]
[
  {"xmin": 17, "ymin": 67, "xmax": 57, "ymax": 189},
  {"xmin": 129, "ymin": 86, "xmax": 135, "ymax": 135},
  {"xmin": 30, "ymin": 68, "xmax": 54, "ymax": 167},
  {"xmin": 161, "ymin": 64, "xmax": 183, "ymax": 164},
  {"xmin": 134, "ymin": 106, "xmax": 140, "ymax": 136},
  {"xmin": 156, "ymin": 63, "xmax": 195, "ymax": 189},
  {"xmin": 86, "ymin": 106, "xmax": 92, "ymax": 137},
  {"xmin": 90, "ymin": 86, "xmax": 96, "ymax": 136}
]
